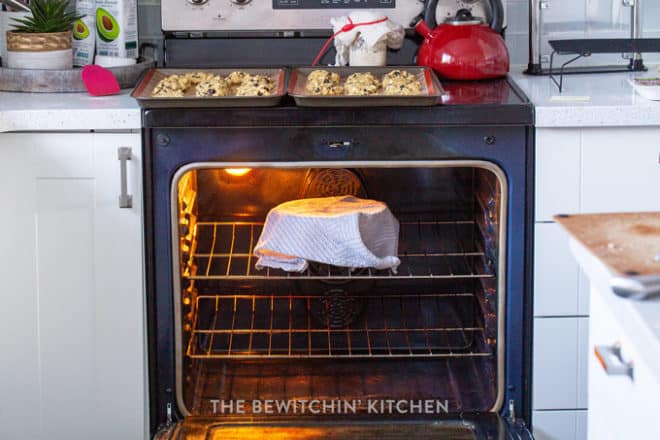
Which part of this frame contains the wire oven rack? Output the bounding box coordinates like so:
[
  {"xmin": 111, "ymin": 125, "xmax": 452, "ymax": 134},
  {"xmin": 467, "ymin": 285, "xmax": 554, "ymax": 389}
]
[
  {"xmin": 186, "ymin": 292, "xmax": 492, "ymax": 360},
  {"xmin": 186, "ymin": 220, "xmax": 493, "ymax": 281}
]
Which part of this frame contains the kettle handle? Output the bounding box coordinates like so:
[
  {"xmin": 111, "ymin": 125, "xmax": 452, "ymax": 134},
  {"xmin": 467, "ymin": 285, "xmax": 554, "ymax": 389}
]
[{"xmin": 422, "ymin": 0, "xmax": 505, "ymax": 34}]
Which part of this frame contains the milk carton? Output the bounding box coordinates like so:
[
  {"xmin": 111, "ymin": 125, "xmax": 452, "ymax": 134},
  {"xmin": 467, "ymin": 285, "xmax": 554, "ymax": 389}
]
[
  {"xmin": 72, "ymin": 0, "xmax": 96, "ymax": 66},
  {"xmin": 95, "ymin": 0, "xmax": 138, "ymax": 59}
]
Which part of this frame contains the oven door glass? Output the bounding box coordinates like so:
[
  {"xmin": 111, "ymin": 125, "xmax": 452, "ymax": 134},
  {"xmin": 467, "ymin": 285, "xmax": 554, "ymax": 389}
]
[{"xmin": 169, "ymin": 162, "xmax": 510, "ymax": 433}]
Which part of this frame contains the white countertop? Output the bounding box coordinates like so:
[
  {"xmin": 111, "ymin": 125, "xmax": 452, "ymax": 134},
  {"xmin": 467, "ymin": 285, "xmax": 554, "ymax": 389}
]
[
  {"xmin": 2, "ymin": 71, "xmax": 660, "ymax": 131},
  {"xmin": 510, "ymin": 68, "xmax": 660, "ymax": 128},
  {"xmin": 0, "ymin": 89, "xmax": 140, "ymax": 133}
]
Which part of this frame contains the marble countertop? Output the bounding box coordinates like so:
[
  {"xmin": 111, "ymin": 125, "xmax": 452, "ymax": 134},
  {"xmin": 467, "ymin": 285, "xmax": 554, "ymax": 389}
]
[
  {"xmin": 510, "ymin": 68, "xmax": 660, "ymax": 128},
  {"xmin": 3, "ymin": 69, "xmax": 660, "ymax": 132},
  {"xmin": 0, "ymin": 89, "xmax": 140, "ymax": 132}
]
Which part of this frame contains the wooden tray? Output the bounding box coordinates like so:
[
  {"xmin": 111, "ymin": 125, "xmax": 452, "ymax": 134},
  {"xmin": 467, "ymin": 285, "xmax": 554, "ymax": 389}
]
[
  {"xmin": 131, "ymin": 68, "xmax": 288, "ymax": 108},
  {"xmin": 288, "ymin": 66, "xmax": 443, "ymax": 107}
]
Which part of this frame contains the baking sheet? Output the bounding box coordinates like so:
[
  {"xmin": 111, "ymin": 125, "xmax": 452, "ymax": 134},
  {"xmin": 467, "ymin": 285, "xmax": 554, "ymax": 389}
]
[
  {"xmin": 288, "ymin": 66, "xmax": 443, "ymax": 107},
  {"xmin": 131, "ymin": 68, "xmax": 288, "ymax": 108}
]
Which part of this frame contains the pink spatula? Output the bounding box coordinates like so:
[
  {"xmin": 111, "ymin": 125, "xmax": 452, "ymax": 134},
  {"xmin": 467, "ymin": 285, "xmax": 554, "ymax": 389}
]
[{"xmin": 81, "ymin": 65, "xmax": 121, "ymax": 96}]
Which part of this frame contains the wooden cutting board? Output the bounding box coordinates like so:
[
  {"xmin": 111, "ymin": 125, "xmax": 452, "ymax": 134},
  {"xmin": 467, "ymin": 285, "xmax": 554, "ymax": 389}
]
[{"xmin": 555, "ymin": 212, "xmax": 660, "ymax": 276}]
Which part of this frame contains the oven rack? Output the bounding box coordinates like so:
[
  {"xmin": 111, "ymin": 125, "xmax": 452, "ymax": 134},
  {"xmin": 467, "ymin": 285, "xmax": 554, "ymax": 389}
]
[
  {"xmin": 185, "ymin": 220, "xmax": 493, "ymax": 281},
  {"xmin": 186, "ymin": 293, "xmax": 493, "ymax": 360}
]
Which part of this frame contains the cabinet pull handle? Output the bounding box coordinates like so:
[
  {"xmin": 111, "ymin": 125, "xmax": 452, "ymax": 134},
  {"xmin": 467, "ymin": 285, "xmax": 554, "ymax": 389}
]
[
  {"xmin": 118, "ymin": 147, "xmax": 133, "ymax": 209},
  {"xmin": 594, "ymin": 342, "xmax": 633, "ymax": 378}
]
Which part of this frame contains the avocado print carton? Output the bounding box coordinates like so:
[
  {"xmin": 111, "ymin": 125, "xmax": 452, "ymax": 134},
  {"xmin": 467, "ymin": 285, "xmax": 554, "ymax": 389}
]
[
  {"xmin": 72, "ymin": 0, "xmax": 95, "ymax": 66},
  {"xmin": 95, "ymin": 0, "xmax": 138, "ymax": 58}
]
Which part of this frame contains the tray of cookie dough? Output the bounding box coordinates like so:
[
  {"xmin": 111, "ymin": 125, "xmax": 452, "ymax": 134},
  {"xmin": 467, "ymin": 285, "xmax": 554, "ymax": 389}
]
[
  {"xmin": 287, "ymin": 66, "xmax": 443, "ymax": 107},
  {"xmin": 131, "ymin": 68, "xmax": 288, "ymax": 108}
]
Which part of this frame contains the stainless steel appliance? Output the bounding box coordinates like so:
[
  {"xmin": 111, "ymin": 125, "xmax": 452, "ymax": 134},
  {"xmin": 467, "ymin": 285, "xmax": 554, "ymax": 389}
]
[{"xmin": 145, "ymin": 3, "xmax": 533, "ymax": 440}]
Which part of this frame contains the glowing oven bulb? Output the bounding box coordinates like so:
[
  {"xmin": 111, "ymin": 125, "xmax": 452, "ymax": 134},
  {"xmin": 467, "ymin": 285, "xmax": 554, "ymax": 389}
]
[{"xmin": 224, "ymin": 168, "xmax": 252, "ymax": 177}]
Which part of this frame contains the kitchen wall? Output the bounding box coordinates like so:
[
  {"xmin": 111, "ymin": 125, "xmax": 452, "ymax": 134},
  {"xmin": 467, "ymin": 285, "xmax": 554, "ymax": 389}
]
[{"xmin": 137, "ymin": 0, "xmax": 532, "ymax": 66}]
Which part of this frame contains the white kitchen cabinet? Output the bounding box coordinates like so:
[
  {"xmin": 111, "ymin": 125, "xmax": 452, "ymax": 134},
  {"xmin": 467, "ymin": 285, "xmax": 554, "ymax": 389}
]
[
  {"xmin": 581, "ymin": 128, "xmax": 660, "ymax": 213},
  {"xmin": 0, "ymin": 132, "xmax": 147, "ymax": 440},
  {"xmin": 535, "ymin": 128, "xmax": 581, "ymax": 222},
  {"xmin": 534, "ymin": 223, "xmax": 580, "ymax": 317},
  {"xmin": 533, "ymin": 126, "xmax": 659, "ymax": 438},
  {"xmin": 532, "ymin": 317, "xmax": 588, "ymax": 410},
  {"xmin": 532, "ymin": 410, "xmax": 587, "ymax": 440}
]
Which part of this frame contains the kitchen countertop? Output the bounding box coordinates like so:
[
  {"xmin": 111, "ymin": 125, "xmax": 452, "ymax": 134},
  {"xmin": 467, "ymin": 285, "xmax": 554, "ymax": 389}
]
[
  {"xmin": 2, "ymin": 70, "xmax": 660, "ymax": 131},
  {"xmin": 510, "ymin": 68, "xmax": 660, "ymax": 128},
  {"xmin": 0, "ymin": 89, "xmax": 140, "ymax": 133}
]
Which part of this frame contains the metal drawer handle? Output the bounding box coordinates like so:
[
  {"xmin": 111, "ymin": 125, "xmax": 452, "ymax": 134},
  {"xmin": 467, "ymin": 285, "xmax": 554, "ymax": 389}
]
[
  {"xmin": 595, "ymin": 342, "xmax": 633, "ymax": 378},
  {"xmin": 118, "ymin": 147, "xmax": 133, "ymax": 209},
  {"xmin": 326, "ymin": 140, "xmax": 353, "ymax": 149}
]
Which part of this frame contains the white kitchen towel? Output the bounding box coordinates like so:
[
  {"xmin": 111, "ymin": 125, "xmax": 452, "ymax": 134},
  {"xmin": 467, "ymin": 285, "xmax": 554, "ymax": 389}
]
[
  {"xmin": 330, "ymin": 11, "xmax": 405, "ymax": 66},
  {"xmin": 254, "ymin": 196, "xmax": 401, "ymax": 273}
]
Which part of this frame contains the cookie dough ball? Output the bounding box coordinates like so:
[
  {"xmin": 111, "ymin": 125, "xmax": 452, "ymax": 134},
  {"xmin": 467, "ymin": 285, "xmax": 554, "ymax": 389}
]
[
  {"xmin": 185, "ymin": 71, "xmax": 213, "ymax": 85},
  {"xmin": 305, "ymin": 69, "xmax": 341, "ymax": 94},
  {"xmin": 151, "ymin": 75, "xmax": 189, "ymax": 97},
  {"xmin": 236, "ymin": 74, "xmax": 274, "ymax": 96},
  {"xmin": 344, "ymin": 72, "xmax": 381, "ymax": 96},
  {"xmin": 382, "ymin": 70, "xmax": 423, "ymax": 96},
  {"xmin": 226, "ymin": 71, "xmax": 250, "ymax": 85},
  {"xmin": 195, "ymin": 76, "xmax": 230, "ymax": 97}
]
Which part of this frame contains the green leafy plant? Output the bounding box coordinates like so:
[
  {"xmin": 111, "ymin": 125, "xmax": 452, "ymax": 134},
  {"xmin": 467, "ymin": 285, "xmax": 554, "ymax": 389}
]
[{"xmin": 11, "ymin": 0, "xmax": 83, "ymax": 33}]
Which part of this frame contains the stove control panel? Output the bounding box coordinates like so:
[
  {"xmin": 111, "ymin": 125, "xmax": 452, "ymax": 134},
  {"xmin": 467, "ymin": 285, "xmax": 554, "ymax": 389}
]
[
  {"xmin": 273, "ymin": 0, "xmax": 395, "ymax": 9},
  {"xmin": 163, "ymin": 0, "xmax": 420, "ymax": 32}
]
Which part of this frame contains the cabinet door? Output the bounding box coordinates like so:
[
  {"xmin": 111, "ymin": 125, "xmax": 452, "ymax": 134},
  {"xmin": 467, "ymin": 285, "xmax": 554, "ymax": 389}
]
[
  {"xmin": 581, "ymin": 128, "xmax": 660, "ymax": 213},
  {"xmin": 0, "ymin": 133, "xmax": 146, "ymax": 440}
]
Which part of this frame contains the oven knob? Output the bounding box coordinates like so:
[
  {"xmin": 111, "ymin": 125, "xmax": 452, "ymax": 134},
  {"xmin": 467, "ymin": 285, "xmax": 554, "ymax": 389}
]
[
  {"xmin": 231, "ymin": 0, "xmax": 251, "ymax": 4},
  {"xmin": 188, "ymin": 0, "xmax": 208, "ymax": 4}
]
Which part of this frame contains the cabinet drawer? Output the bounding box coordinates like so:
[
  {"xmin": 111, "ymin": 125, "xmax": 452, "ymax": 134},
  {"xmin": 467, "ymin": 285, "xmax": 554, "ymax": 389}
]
[
  {"xmin": 588, "ymin": 287, "xmax": 660, "ymax": 439},
  {"xmin": 533, "ymin": 317, "xmax": 588, "ymax": 410},
  {"xmin": 581, "ymin": 128, "xmax": 660, "ymax": 213},
  {"xmin": 534, "ymin": 223, "xmax": 580, "ymax": 317},
  {"xmin": 535, "ymin": 128, "xmax": 581, "ymax": 222}
]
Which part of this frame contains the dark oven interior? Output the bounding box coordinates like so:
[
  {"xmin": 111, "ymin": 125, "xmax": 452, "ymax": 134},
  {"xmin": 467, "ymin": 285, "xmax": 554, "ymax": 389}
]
[{"xmin": 173, "ymin": 164, "xmax": 505, "ymax": 419}]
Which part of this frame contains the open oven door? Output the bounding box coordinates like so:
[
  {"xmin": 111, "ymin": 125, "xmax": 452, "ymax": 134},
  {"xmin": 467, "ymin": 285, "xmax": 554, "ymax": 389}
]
[{"xmin": 154, "ymin": 414, "xmax": 532, "ymax": 439}]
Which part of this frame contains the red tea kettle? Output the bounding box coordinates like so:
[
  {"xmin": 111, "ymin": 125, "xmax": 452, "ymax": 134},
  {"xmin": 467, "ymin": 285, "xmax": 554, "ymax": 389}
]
[{"xmin": 415, "ymin": 9, "xmax": 510, "ymax": 80}]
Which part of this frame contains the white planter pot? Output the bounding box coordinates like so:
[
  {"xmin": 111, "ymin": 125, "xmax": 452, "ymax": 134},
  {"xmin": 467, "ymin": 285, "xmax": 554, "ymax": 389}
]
[
  {"xmin": 6, "ymin": 30, "xmax": 73, "ymax": 70},
  {"xmin": 6, "ymin": 48, "xmax": 73, "ymax": 69}
]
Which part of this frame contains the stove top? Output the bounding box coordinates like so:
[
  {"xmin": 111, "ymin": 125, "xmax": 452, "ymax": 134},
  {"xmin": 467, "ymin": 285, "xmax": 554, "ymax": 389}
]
[{"xmin": 142, "ymin": 77, "xmax": 532, "ymax": 128}]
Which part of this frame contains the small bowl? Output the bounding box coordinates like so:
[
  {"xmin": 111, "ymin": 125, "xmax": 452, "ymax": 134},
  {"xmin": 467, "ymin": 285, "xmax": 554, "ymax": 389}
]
[{"xmin": 629, "ymin": 77, "xmax": 660, "ymax": 101}]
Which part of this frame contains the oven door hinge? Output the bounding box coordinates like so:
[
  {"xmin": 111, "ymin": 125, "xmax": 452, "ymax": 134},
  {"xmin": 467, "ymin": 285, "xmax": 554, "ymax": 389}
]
[
  {"xmin": 153, "ymin": 403, "xmax": 178, "ymax": 440},
  {"xmin": 505, "ymin": 399, "xmax": 533, "ymax": 439}
]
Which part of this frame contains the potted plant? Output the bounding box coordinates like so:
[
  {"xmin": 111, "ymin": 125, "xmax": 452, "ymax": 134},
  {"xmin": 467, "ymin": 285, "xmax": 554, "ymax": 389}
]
[{"xmin": 6, "ymin": 0, "xmax": 82, "ymax": 69}]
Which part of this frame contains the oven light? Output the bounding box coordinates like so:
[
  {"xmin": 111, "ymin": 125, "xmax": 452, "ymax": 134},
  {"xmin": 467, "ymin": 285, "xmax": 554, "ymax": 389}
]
[{"xmin": 225, "ymin": 168, "xmax": 252, "ymax": 177}]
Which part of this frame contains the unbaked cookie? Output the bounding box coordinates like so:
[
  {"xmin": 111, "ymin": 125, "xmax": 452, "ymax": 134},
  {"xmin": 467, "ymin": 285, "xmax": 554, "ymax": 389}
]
[
  {"xmin": 305, "ymin": 69, "xmax": 341, "ymax": 95},
  {"xmin": 344, "ymin": 72, "xmax": 381, "ymax": 96},
  {"xmin": 151, "ymin": 74, "xmax": 189, "ymax": 97},
  {"xmin": 195, "ymin": 75, "xmax": 230, "ymax": 97},
  {"xmin": 185, "ymin": 71, "xmax": 213, "ymax": 85},
  {"xmin": 381, "ymin": 70, "xmax": 423, "ymax": 95},
  {"xmin": 226, "ymin": 71, "xmax": 250, "ymax": 85},
  {"xmin": 236, "ymin": 74, "xmax": 274, "ymax": 96}
]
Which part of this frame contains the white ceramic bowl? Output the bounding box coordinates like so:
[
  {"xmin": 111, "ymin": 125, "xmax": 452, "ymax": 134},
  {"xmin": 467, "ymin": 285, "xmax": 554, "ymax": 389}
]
[
  {"xmin": 6, "ymin": 48, "xmax": 73, "ymax": 69},
  {"xmin": 95, "ymin": 55, "xmax": 137, "ymax": 68},
  {"xmin": 629, "ymin": 78, "xmax": 660, "ymax": 101}
]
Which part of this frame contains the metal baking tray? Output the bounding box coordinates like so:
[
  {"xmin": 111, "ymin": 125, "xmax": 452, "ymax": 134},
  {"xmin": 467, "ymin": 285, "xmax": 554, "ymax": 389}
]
[
  {"xmin": 288, "ymin": 66, "xmax": 443, "ymax": 107},
  {"xmin": 131, "ymin": 68, "xmax": 288, "ymax": 108}
]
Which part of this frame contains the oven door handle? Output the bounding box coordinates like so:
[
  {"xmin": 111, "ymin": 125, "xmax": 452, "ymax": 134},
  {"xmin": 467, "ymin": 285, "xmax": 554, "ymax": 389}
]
[{"xmin": 118, "ymin": 147, "xmax": 133, "ymax": 209}]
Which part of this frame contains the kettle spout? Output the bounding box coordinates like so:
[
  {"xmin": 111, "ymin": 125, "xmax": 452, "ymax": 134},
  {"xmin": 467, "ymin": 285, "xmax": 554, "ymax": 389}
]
[{"xmin": 414, "ymin": 19, "xmax": 433, "ymax": 39}]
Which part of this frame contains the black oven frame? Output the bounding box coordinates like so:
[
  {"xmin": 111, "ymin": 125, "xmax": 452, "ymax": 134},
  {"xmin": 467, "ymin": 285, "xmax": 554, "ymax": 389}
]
[{"xmin": 142, "ymin": 89, "xmax": 534, "ymax": 436}]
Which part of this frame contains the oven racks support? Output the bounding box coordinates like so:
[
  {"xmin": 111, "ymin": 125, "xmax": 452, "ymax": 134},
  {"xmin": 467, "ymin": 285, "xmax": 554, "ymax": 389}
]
[
  {"xmin": 186, "ymin": 293, "xmax": 493, "ymax": 360},
  {"xmin": 185, "ymin": 220, "xmax": 494, "ymax": 281}
]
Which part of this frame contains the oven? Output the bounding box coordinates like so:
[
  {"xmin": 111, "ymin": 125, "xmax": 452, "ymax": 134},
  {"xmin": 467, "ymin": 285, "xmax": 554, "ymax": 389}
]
[{"xmin": 142, "ymin": 91, "xmax": 534, "ymax": 438}]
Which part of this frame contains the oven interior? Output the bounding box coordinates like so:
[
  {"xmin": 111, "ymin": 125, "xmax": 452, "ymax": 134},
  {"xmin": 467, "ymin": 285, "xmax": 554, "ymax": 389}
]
[{"xmin": 174, "ymin": 164, "xmax": 504, "ymax": 419}]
